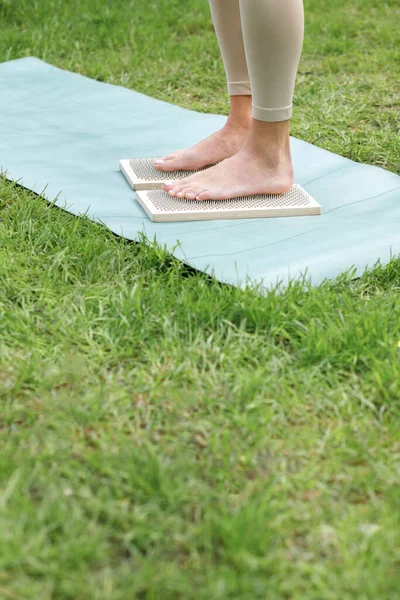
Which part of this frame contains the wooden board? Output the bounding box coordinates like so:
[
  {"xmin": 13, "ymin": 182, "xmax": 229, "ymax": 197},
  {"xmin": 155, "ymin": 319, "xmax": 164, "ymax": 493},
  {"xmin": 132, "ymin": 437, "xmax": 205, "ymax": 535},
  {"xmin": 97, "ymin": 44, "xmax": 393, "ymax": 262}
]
[
  {"xmin": 135, "ymin": 186, "xmax": 321, "ymax": 222},
  {"xmin": 119, "ymin": 158, "xmax": 213, "ymax": 190}
]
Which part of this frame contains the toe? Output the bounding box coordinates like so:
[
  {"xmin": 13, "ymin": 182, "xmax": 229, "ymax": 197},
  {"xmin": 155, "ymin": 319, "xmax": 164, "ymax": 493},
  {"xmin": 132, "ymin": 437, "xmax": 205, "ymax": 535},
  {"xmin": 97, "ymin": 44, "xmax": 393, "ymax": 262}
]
[
  {"xmin": 185, "ymin": 191, "xmax": 198, "ymax": 200},
  {"xmin": 155, "ymin": 151, "xmax": 182, "ymax": 163},
  {"xmin": 155, "ymin": 162, "xmax": 169, "ymax": 171},
  {"xmin": 180, "ymin": 188, "xmax": 198, "ymax": 199},
  {"xmin": 163, "ymin": 179, "xmax": 184, "ymax": 190},
  {"xmin": 155, "ymin": 157, "xmax": 169, "ymax": 170},
  {"xmin": 155, "ymin": 159, "xmax": 178, "ymax": 172},
  {"xmin": 163, "ymin": 174, "xmax": 200, "ymax": 196},
  {"xmin": 170, "ymin": 178, "xmax": 194, "ymax": 193},
  {"xmin": 196, "ymin": 189, "xmax": 212, "ymax": 201},
  {"xmin": 179, "ymin": 183, "xmax": 208, "ymax": 200},
  {"xmin": 154, "ymin": 152, "xmax": 185, "ymax": 171},
  {"xmin": 176, "ymin": 186, "xmax": 196, "ymax": 199},
  {"xmin": 168, "ymin": 184, "xmax": 185, "ymax": 197}
]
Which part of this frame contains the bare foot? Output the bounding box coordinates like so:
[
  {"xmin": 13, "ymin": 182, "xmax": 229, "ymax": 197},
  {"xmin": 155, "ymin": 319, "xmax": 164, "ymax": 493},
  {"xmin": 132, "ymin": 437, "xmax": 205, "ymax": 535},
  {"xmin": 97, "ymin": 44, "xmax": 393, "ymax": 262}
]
[
  {"xmin": 161, "ymin": 143, "xmax": 294, "ymax": 201},
  {"xmin": 154, "ymin": 121, "xmax": 251, "ymax": 172}
]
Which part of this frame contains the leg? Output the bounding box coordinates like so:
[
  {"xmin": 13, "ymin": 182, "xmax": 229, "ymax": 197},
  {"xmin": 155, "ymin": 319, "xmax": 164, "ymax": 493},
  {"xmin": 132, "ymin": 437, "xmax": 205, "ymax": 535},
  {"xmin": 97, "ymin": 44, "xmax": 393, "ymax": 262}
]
[
  {"xmin": 155, "ymin": 0, "xmax": 252, "ymax": 172},
  {"xmin": 208, "ymin": 0, "xmax": 251, "ymax": 98},
  {"xmin": 241, "ymin": 0, "xmax": 304, "ymax": 123},
  {"xmin": 164, "ymin": 0, "xmax": 304, "ymax": 200}
]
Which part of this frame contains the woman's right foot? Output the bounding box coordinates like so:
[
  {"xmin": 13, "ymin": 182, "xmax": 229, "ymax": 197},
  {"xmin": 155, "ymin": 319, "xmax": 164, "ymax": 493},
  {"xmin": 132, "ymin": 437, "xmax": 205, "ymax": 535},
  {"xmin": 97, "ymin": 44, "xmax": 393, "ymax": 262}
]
[{"xmin": 154, "ymin": 121, "xmax": 251, "ymax": 172}]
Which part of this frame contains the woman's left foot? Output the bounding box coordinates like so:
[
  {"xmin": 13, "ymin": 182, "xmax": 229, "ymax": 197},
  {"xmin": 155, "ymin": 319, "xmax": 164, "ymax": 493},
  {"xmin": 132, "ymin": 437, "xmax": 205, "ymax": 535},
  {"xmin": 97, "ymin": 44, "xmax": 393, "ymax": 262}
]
[{"xmin": 162, "ymin": 144, "xmax": 294, "ymax": 201}]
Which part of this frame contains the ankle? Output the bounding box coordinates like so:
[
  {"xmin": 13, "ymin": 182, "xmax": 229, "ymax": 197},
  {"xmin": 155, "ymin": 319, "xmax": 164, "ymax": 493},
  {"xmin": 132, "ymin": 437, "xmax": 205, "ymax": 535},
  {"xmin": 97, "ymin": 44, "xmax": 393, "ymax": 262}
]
[
  {"xmin": 245, "ymin": 138, "xmax": 293, "ymax": 171},
  {"xmin": 247, "ymin": 119, "xmax": 291, "ymax": 162},
  {"xmin": 226, "ymin": 95, "xmax": 252, "ymax": 130},
  {"xmin": 224, "ymin": 118, "xmax": 251, "ymax": 135},
  {"xmin": 248, "ymin": 135, "xmax": 291, "ymax": 157}
]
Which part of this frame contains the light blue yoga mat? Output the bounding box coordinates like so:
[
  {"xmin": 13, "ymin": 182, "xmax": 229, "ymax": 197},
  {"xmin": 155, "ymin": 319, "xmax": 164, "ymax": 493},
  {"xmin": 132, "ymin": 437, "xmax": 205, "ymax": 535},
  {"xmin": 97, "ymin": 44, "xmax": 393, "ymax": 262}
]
[{"xmin": 1, "ymin": 57, "xmax": 400, "ymax": 290}]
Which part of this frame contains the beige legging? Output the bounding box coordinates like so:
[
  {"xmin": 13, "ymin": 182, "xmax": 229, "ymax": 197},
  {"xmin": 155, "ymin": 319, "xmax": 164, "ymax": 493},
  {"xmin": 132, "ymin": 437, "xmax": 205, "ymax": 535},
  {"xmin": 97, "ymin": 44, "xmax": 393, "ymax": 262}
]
[{"xmin": 209, "ymin": 0, "xmax": 304, "ymax": 122}]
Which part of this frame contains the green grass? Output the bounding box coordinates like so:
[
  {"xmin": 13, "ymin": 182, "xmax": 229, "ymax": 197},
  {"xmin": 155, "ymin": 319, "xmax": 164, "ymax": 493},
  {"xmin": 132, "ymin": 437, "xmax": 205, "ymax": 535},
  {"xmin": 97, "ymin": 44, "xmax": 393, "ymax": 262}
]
[{"xmin": 1, "ymin": 0, "xmax": 400, "ymax": 598}]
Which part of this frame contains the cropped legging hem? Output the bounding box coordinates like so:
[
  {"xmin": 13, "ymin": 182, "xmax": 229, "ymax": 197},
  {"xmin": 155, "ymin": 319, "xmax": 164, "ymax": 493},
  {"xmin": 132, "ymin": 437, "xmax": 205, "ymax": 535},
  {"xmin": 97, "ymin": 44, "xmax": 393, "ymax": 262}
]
[
  {"xmin": 227, "ymin": 80, "xmax": 252, "ymax": 96},
  {"xmin": 252, "ymin": 103, "xmax": 293, "ymax": 122},
  {"xmin": 228, "ymin": 82, "xmax": 293, "ymax": 121}
]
